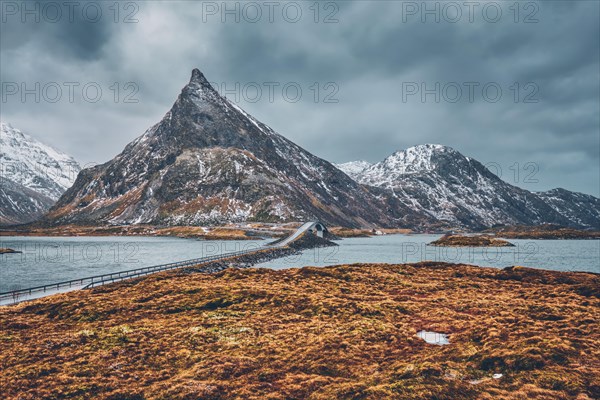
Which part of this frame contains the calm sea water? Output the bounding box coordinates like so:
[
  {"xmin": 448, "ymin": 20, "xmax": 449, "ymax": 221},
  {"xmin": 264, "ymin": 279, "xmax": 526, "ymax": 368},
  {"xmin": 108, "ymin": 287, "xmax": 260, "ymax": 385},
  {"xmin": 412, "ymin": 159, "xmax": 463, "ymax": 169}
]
[
  {"xmin": 1, "ymin": 235, "xmax": 598, "ymax": 292},
  {"xmin": 0, "ymin": 236, "xmax": 264, "ymax": 293},
  {"xmin": 255, "ymin": 234, "xmax": 600, "ymax": 273}
]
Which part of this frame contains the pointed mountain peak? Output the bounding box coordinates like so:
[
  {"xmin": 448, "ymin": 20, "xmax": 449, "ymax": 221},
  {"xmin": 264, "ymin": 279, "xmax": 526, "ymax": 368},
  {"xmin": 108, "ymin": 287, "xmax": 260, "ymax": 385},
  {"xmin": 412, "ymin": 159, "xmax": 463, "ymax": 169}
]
[
  {"xmin": 147, "ymin": 68, "xmax": 274, "ymax": 153},
  {"xmin": 188, "ymin": 68, "xmax": 215, "ymax": 90},
  {"xmin": 190, "ymin": 68, "xmax": 209, "ymax": 83},
  {"xmin": 177, "ymin": 68, "xmax": 221, "ymax": 103}
]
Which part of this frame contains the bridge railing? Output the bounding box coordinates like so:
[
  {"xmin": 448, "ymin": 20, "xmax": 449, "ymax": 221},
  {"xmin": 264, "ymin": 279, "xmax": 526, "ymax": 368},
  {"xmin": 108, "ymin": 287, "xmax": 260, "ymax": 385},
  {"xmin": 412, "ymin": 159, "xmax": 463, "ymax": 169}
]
[
  {"xmin": 0, "ymin": 221, "xmax": 322, "ymax": 306},
  {"xmin": 0, "ymin": 249, "xmax": 257, "ymax": 305}
]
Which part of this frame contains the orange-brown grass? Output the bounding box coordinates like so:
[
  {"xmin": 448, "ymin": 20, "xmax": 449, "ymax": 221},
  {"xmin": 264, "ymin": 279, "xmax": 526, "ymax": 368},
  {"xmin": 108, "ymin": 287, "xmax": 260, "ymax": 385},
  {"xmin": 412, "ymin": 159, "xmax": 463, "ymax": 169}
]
[
  {"xmin": 430, "ymin": 234, "xmax": 515, "ymax": 247},
  {"xmin": 152, "ymin": 226, "xmax": 254, "ymax": 240},
  {"xmin": 202, "ymin": 228, "xmax": 254, "ymax": 240},
  {"xmin": 0, "ymin": 225, "xmax": 274, "ymax": 240},
  {"xmin": 484, "ymin": 224, "xmax": 600, "ymax": 240},
  {"xmin": 496, "ymin": 229, "xmax": 600, "ymax": 240},
  {"xmin": 1, "ymin": 263, "xmax": 598, "ymax": 399},
  {"xmin": 153, "ymin": 226, "xmax": 207, "ymax": 238},
  {"xmin": 0, "ymin": 224, "xmax": 157, "ymax": 237},
  {"xmin": 329, "ymin": 227, "xmax": 374, "ymax": 237},
  {"xmin": 379, "ymin": 228, "xmax": 412, "ymax": 235}
]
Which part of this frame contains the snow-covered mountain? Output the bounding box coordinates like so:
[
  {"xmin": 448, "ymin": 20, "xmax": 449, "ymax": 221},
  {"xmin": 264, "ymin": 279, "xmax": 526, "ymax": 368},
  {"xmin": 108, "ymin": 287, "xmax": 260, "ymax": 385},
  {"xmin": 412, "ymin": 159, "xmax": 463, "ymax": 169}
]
[
  {"xmin": 44, "ymin": 69, "xmax": 424, "ymax": 228},
  {"xmin": 1, "ymin": 122, "xmax": 81, "ymax": 200},
  {"xmin": 343, "ymin": 144, "xmax": 598, "ymax": 229},
  {"xmin": 335, "ymin": 161, "xmax": 371, "ymax": 181},
  {"xmin": 0, "ymin": 122, "xmax": 81, "ymax": 225},
  {"xmin": 359, "ymin": 144, "xmax": 453, "ymax": 185}
]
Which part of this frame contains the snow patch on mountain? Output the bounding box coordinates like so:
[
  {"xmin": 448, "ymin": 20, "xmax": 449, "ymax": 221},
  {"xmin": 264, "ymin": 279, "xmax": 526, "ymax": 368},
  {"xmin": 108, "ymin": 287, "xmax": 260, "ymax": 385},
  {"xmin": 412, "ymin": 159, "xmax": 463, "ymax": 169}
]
[
  {"xmin": 358, "ymin": 144, "xmax": 457, "ymax": 187},
  {"xmin": 537, "ymin": 188, "xmax": 600, "ymax": 228},
  {"xmin": 335, "ymin": 161, "xmax": 371, "ymax": 180}
]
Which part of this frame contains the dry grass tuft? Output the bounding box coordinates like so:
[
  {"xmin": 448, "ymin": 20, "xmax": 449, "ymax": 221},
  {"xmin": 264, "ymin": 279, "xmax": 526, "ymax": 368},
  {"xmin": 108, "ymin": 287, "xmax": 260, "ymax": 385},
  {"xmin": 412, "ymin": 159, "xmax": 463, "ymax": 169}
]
[{"xmin": 1, "ymin": 263, "xmax": 599, "ymax": 399}]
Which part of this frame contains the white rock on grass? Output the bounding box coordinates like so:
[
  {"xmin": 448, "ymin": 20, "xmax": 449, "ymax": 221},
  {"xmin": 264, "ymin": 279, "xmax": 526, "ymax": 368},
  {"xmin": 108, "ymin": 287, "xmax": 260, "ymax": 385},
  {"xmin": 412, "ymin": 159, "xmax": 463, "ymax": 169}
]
[{"xmin": 417, "ymin": 330, "xmax": 450, "ymax": 345}]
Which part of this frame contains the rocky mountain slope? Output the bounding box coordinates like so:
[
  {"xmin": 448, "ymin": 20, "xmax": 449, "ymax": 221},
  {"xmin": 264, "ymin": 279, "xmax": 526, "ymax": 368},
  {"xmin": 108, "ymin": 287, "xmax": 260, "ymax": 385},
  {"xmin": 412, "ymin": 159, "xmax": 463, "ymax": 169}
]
[
  {"xmin": 44, "ymin": 69, "xmax": 429, "ymax": 228},
  {"xmin": 537, "ymin": 188, "xmax": 600, "ymax": 229},
  {"xmin": 0, "ymin": 178, "xmax": 55, "ymax": 225},
  {"xmin": 342, "ymin": 144, "xmax": 597, "ymax": 229},
  {"xmin": 0, "ymin": 122, "xmax": 81, "ymax": 225}
]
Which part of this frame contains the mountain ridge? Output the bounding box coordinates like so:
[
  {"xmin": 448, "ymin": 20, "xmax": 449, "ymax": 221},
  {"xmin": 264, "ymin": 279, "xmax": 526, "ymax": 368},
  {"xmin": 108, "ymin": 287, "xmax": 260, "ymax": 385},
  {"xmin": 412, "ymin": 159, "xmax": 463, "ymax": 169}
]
[
  {"xmin": 31, "ymin": 69, "xmax": 599, "ymax": 230},
  {"xmin": 339, "ymin": 144, "xmax": 598, "ymax": 229}
]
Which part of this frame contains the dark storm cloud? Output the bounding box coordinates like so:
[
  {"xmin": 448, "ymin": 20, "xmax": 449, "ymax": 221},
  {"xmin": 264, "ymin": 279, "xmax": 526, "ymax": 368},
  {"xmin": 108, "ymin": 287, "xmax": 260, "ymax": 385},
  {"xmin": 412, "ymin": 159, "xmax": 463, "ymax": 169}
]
[
  {"xmin": 1, "ymin": 0, "xmax": 598, "ymax": 196},
  {"xmin": 0, "ymin": 1, "xmax": 112, "ymax": 60},
  {"xmin": 53, "ymin": 14, "xmax": 112, "ymax": 60}
]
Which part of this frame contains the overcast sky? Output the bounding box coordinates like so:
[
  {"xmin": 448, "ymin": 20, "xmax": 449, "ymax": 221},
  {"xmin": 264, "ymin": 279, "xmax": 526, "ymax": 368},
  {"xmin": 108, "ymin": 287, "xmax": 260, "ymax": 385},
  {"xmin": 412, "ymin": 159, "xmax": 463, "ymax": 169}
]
[{"xmin": 1, "ymin": 0, "xmax": 598, "ymax": 196}]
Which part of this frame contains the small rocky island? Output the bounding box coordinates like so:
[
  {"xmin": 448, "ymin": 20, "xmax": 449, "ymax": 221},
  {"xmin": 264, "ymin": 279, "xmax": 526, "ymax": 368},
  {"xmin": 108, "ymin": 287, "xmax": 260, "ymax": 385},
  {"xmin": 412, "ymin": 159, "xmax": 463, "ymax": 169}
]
[
  {"xmin": 429, "ymin": 234, "xmax": 515, "ymax": 247},
  {"xmin": 0, "ymin": 248, "xmax": 21, "ymax": 254}
]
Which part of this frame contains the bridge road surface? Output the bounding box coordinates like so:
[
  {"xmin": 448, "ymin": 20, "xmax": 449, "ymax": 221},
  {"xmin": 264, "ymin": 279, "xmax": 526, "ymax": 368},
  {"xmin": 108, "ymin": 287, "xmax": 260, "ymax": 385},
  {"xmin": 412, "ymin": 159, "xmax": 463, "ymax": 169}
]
[
  {"xmin": 267, "ymin": 222, "xmax": 316, "ymax": 247},
  {"xmin": 0, "ymin": 221, "xmax": 320, "ymax": 306}
]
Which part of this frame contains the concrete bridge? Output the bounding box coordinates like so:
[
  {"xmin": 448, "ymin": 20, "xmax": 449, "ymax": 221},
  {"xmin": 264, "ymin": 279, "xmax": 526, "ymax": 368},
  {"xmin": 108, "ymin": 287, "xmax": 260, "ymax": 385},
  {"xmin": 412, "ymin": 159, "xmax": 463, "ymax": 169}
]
[
  {"xmin": 269, "ymin": 221, "xmax": 329, "ymax": 246},
  {"xmin": 0, "ymin": 221, "xmax": 328, "ymax": 306}
]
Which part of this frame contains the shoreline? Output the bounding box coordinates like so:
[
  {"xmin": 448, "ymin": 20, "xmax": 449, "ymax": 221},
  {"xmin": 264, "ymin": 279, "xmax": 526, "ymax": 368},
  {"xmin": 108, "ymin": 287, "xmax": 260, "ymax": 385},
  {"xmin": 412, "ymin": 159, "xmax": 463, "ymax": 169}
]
[
  {"xmin": 0, "ymin": 231, "xmax": 339, "ymax": 304},
  {"xmin": 0, "ymin": 225, "xmax": 288, "ymax": 241},
  {"xmin": 2, "ymin": 223, "xmax": 599, "ymax": 240}
]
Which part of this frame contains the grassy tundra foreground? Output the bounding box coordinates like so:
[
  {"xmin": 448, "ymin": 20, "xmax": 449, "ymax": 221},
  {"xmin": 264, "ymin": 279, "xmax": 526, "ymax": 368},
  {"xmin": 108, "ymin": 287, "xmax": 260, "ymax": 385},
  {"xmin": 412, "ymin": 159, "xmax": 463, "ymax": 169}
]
[{"xmin": 1, "ymin": 263, "xmax": 599, "ymax": 399}]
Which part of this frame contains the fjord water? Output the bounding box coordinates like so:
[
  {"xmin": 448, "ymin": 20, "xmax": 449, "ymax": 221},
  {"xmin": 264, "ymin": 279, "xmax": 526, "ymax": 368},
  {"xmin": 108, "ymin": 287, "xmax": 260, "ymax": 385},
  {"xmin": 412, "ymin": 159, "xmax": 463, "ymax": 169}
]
[
  {"xmin": 0, "ymin": 236, "xmax": 264, "ymax": 293},
  {"xmin": 1, "ymin": 235, "xmax": 598, "ymax": 292},
  {"xmin": 255, "ymin": 234, "xmax": 600, "ymax": 273}
]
